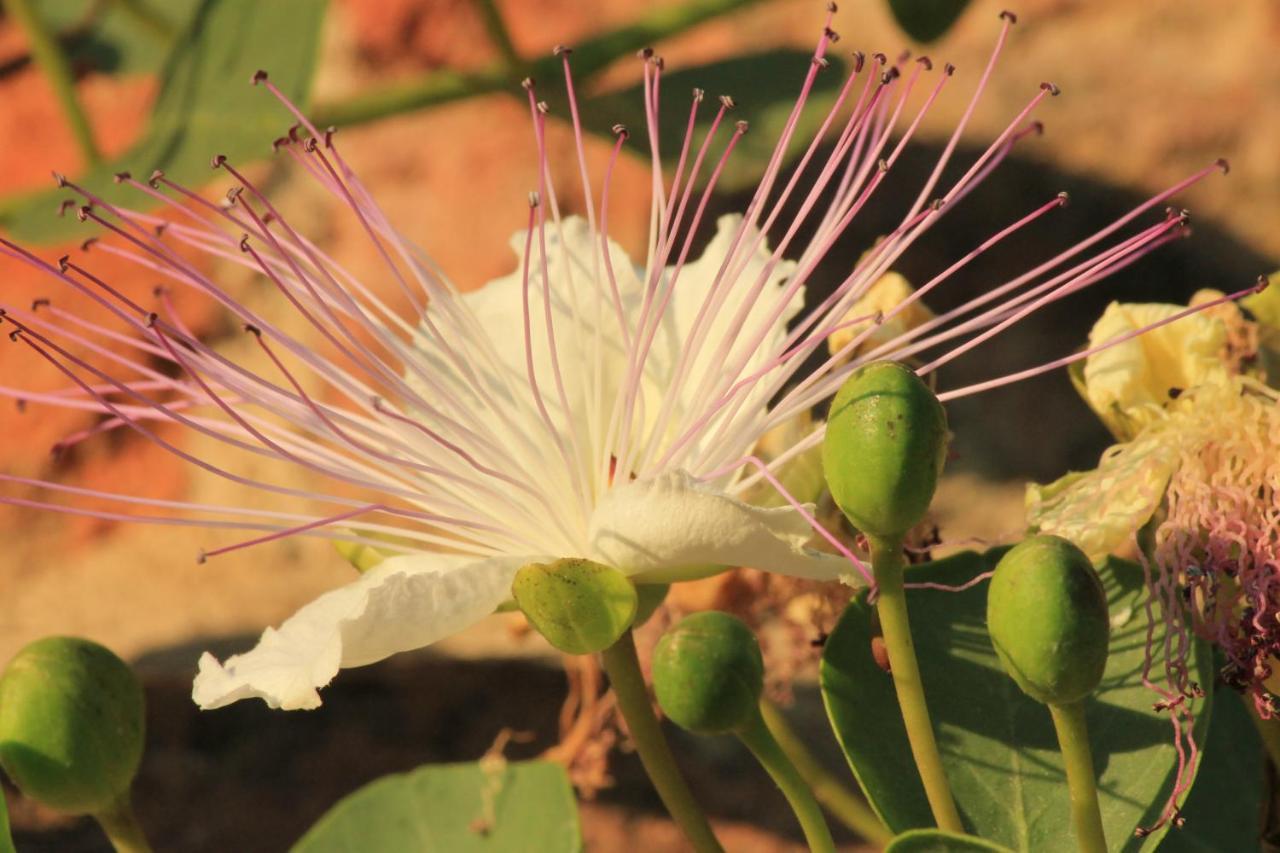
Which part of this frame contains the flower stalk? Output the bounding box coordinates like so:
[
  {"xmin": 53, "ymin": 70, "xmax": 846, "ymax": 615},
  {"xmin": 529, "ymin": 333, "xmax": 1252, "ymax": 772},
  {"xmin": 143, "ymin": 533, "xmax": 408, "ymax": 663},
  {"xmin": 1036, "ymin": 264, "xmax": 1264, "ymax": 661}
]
[
  {"xmin": 1048, "ymin": 701, "xmax": 1107, "ymax": 853},
  {"xmin": 737, "ymin": 707, "xmax": 836, "ymax": 853},
  {"xmin": 869, "ymin": 534, "xmax": 963, "ymax": 832},
  {"xmin": 599, "ymin": 630, "xmax": 723, "ymax": 853},
  {"xmin": 759, "ymin": 699, "xmax": 892, "ymax": 845},
  {"xmin": 94, "ymin": 795, "xmax": 154, "ymax": 853}
]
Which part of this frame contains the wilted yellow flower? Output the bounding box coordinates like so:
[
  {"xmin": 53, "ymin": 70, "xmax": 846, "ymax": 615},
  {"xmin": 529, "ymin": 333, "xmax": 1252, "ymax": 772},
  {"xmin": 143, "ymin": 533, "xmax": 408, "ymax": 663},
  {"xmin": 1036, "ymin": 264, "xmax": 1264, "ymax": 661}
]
[
  {"xmin": 1080, "ymin": 301, "xmax": 1231, "ymax": 440},
  {"xmin": 826, "ymin": 272, "xmax": 935, "ymax": 362}
]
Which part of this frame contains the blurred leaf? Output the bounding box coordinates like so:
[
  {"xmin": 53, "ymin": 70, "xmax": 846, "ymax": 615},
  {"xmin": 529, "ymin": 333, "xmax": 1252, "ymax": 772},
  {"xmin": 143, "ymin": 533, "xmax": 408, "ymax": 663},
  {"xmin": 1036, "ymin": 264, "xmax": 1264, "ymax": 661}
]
[
  {"xmin": 0, "ymin": 784, "xmax": 13, "ymax": 853},
  {"xmin": 887, "ymin": 828, "xmax": 1014, "ymax": 852},
  {"xmin": 291, "ymin": 760, "xmax": 582, "ymax": 853},
  {"xmin": 887, "ymin": 0, "xmax": 972, "ymax": 43},
  {"xmin": 820, "ymin": 551, "xmax": 1213, "ymax": 851},
  {"xmin": 574, "ymin": 50, "xmax": 847, "ymax": 193},
  {"xmin": 0, "ymin": 0, "xmax": 326, "ymax": 244},
  {"xmin": 35, "ymin": 0, "xmax": 200, "ymax": 76},
  {"xmin": 1159, "ymin": 688, "xmax": 1265, "ymax": 852}
]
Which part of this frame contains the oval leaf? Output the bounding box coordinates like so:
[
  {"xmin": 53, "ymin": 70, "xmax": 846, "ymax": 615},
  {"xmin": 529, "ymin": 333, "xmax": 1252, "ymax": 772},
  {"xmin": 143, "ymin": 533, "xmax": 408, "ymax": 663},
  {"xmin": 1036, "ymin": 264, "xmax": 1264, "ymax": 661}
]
[
  {"xmin": 887, "ymin": 828, "xmax": 1014, "ymax": 853},
  {"xmin": 291, "ymin": 760, "xmax": 582, "ymax": 853},
  {"xmin": 1, "ymin": 0, "xmax": 327, "ymax": 243},
  {"xmin": 820, "ymin": 551, "xmax": 1212, "ymax": 851},
  {"xmin": 1158, "ymin": 687, "xmax": 1264, "ymax": 852}
]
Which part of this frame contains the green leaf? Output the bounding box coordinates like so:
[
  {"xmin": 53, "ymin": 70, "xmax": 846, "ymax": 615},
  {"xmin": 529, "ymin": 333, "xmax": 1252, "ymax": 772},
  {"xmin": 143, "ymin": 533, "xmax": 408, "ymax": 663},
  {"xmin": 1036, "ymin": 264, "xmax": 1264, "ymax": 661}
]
[
  {"xmin": 887, "ymin": 0, "xmax": 972, "ymax": 43},
  {"xmin": 1158, "ymin": 688, "xmax": 1264, "ymax": 852},
  {"xmin": 37, "ymin": 0, "xmax": 201, "ymax": 76},
  {"xmin": 820, "ymin": 550, "xmax": 1213, "ymax": 851},
  {"xmin": 575, "ymin": 50, "xmax": 848, "ymax": 192},
  {"xmin": 887, "ymin": 828, "xmax": 1015, "ymax": 852},
  {"xmin": 1, "ymin": 0, "xmax": 327, "ymax": 244},
  {"xmin": 290, "ymin": 760, "xmax": 582, "ymax": 853}
]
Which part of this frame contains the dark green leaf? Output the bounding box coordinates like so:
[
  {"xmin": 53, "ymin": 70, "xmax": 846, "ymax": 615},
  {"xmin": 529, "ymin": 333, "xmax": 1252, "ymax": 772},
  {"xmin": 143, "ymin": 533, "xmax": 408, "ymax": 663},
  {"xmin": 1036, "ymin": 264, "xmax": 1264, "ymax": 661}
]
[
  {"xmin": 887, "ymin": 828, "xmax": 1015, "ymax": 852},
  {"xmin": 1158, "ymin": 688, "xmax": 1265, "ymax": 852},
  {"xmin": 1, "ymin": 0, "xmax": 327, "ymax": 244},
  {"xmin": 291, "ymin": 760, "xmax": 582, "ymax": 853},
  {"xmin": 887, "ymin": 0, "xmax": 972, "ymax": 44},
  {"xmin": 575, "ymin": 51, "xmax": 847, "ymax": 192},
  {"xmin": 820, "ymin": 551, "xmax": 1213, "ymax": 851}
]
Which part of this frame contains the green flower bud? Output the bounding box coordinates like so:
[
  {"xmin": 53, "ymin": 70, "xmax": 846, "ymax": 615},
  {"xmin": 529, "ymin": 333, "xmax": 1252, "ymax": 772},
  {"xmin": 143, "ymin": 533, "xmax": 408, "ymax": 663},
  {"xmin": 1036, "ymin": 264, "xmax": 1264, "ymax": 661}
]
[
  {"xmin": 512, "ymin": 558, "xmax": 637, "ymax": 654},
  {"xmin": 652, "ymin": 611, "xmax": 764, "ymax": 734},
  {"xmin": 987, "ymin": 536, "xmax": 1110, "ymax": 706},
  {"xmin": 823, "ymin": 361, "xmax": 947, "ymax": 540},
  {"xmin": 0, "ymin": 637, "xmax": 145, "ymax": 815}
]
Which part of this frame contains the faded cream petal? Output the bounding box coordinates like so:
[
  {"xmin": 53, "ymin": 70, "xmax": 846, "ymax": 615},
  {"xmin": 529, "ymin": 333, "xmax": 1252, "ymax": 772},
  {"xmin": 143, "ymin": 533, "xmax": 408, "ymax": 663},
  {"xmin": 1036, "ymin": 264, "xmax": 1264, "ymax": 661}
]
[
  {"xmin": 1026, "ymin": 432, "xmax": 1179, "ymax": 563},
  {"xmin": 1082, "ymin": 301, "xmax": 1229, "ymax": 440},
  {"xmin": 827, "ymin": 271, "xmax": 934, "ymax": 362},
  {"xmin": 192, "ymin": 553, "xmax": 530, "ymax": 711},
  {"xmin": 588, "ymin": 471, "xmax": 856, "ymax": 584}
]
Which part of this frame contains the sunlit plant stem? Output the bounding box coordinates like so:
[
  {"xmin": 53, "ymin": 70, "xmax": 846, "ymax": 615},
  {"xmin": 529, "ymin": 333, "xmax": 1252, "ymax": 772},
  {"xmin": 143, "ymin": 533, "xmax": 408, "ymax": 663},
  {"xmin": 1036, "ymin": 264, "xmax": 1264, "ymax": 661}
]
[
  {"xmin": 759, "ymin": 700, "xmax": 892, "ymax": 846},
  {"xmin": 737, "ymin": 707, "xmax": 837, "ymax": 853},
  {"xmin": 599, "ymin": 631, "xmax": 723, "ymax": 853},
  {"xmin": 868, "ymin": 534, "xmax": 964, "ymax": 832},
  {"xmin": 1048, "ymin": 702, "xmax": 1107, "ymax": 853}
]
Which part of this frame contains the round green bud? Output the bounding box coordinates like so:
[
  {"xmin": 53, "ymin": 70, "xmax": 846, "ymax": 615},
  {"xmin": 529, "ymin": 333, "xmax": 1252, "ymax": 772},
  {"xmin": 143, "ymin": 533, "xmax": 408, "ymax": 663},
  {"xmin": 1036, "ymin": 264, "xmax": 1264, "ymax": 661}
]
[
  {"xmin": 512, "ymin": 558, "xmax": 638, "ymax": 655},
  {"xmin": 652, "ymin": 611, "xmax": 764, "ymax": 734},
  {"xmin": 987, "ymin": 536, "xmax": 1110, "ymax": 706},
  {"xmin": 0, "ymin": 636, "xmax": 145, "ymax": 815},
  {"xmin": 822, "ymin": 361, "xmax": 947, "ymax": 540}
]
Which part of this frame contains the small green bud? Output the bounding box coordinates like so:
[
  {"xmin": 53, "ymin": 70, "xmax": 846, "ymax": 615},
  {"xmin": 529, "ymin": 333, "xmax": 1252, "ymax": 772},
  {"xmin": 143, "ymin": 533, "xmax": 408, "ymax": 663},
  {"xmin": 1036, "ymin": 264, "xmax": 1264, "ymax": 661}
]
[
  {"xmin": 652, "ymin": 611, "xmax": 764, "ymax": 734},
  {"xmin": 0, "ymin": 637, "xmax": 145, "ymax": 815},
  {"xmin": 987, "ymin": 536, "xmax": 1110, "ymax": 706},
  {"xmin": 823, "ymin": 361, "xmax": 947, "ymax": 539},
  {"xmin": 512, "ymin": 558, "xmax": 637, "ymax": 654}
]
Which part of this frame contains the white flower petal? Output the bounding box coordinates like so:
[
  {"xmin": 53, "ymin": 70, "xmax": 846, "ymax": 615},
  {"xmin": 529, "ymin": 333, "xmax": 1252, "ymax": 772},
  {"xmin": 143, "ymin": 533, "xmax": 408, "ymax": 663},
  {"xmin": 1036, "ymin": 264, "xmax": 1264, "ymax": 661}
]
[
  {"xmin": 588, "ymin": 471, "xmax": 856, "ymax": 584},
  {"xmin": 192, "ymin": 553, "xmax": 530, "ymax": 711}
]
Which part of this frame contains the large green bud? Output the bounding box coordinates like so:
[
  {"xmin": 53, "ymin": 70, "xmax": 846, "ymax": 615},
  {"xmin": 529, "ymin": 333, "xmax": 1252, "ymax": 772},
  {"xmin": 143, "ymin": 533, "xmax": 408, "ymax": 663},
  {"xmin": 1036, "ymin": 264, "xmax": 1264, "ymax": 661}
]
[
  {"xmin": 652, "ymin": 611, "xmax": 764, "ymax": 734},
  {"xmin": 512, "ymin": 558, "xmax": 638, "ymax": 655},
  {"xmin": 823, "ymin": 361, "xmax": 947, "ymax": 540},
  {"xmin": 987, "ymin": 536, "xmax": 1110, "ymax": 705},
  {"xmin": 0, "ymin": 636, "xmax": 145, "ymax": 814}
]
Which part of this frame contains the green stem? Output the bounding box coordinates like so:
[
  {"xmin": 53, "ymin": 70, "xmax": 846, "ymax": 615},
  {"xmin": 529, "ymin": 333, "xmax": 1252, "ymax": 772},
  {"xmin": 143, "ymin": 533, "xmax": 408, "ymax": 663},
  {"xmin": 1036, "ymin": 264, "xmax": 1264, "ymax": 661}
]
[
  {"xmin": 759, "ymin": 699, "xmax": 893, "ymax": 846},
  {"xmin": 93, "ymin": 793, "xmax": 153, "ymax": 853},
  {"xmin": 2, "ymin": 0, "xmax": 101, "ymax": 165},
  {"xmin": 869, "ymin": 534, "xmax": 963, "ymax": 832},
  {"xmin": 600, "ymin": 631, "xmax": 723, "ymax": 853},
  {"xmin": 108, "ymin": 0, "xmax": 176, "ymax": 41},
  {"xmin": 1048, "ymin": 701, "xmax": 1107, "ymax": 853},
  {"xmin": 473, "ymin": 0, "xmax": 521, "ymax": 70},
  {"xmin": 1244, "ymin": 694, "xmax": 1280, "ymax": 769},
  {"xmin": 738, "ymin": 706, "xmax": 836, "ymax": 853},
  {"xmin": 310, "ymin": 0, "xmax": 766, "ymax": 129}
]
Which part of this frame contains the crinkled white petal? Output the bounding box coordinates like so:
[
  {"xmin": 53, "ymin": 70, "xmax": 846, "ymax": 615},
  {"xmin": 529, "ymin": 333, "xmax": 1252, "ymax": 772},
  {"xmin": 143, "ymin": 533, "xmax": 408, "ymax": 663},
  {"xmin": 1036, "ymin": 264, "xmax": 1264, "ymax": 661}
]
[
  {"xmin": 587, "ymin": 471, "xmax": 856, "ymax": 584},
  {"xmin": 193, "ymin": 553, "xmax": 531, "ymax": 711}
]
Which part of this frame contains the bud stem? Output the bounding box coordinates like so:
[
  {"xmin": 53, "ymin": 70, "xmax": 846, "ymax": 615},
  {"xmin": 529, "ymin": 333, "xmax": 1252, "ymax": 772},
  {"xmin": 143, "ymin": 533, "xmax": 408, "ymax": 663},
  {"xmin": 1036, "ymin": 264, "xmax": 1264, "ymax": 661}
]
[
  {"xmin": 868, "ymin": 534, "xmax": 964, "ymax": 832},
  {"xmin": 1048, "ymin": 701, "xmax": 1107, "ymax": 853},
  {"xmin": 599, "ymin": 630, "xmax": 724, "ymax": 853},
  {"xmin": 93, "ymin": 793, "xmax": 153, "ymax": 853},
  {"xmin": 737, "ymin": 707, "xmax": 837, "ymax": 853},
  {"xmin": 759, "ymin": 699, "xmax": 893, "ymax": 845}
]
